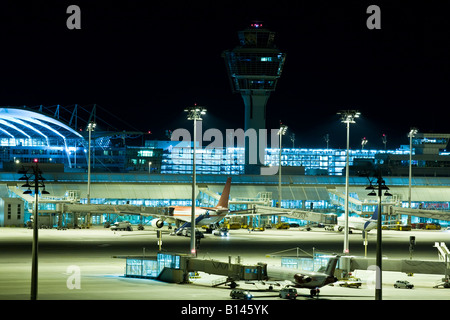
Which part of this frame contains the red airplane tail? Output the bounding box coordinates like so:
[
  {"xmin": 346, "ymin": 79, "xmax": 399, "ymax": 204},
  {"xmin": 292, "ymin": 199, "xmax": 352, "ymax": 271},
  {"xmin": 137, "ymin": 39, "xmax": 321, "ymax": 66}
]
[{"xmin": 215, "ymin": 177, "xmax": 231, "ymax": 209}]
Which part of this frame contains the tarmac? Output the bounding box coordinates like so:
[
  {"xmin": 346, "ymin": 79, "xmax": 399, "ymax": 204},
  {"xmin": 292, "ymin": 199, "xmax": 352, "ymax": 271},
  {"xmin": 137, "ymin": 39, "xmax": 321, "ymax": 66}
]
[{"xmin": 0, "ymin": 226, "xmax": 449, "ymax": 302}]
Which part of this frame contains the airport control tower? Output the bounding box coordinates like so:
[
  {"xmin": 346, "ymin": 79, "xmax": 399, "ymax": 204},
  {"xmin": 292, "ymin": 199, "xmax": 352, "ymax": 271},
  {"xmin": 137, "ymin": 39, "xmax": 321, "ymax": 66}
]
[{"xmin": 223, "ymin": 23, "xmax": 286, "ymax": 173}]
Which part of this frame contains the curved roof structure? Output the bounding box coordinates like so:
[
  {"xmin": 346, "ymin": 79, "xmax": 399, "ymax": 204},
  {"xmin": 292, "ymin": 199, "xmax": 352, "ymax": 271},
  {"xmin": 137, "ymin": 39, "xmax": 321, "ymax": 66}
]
[{"xmin": 0, "ymin": 107, "xmax": 83, "ymax": 146}]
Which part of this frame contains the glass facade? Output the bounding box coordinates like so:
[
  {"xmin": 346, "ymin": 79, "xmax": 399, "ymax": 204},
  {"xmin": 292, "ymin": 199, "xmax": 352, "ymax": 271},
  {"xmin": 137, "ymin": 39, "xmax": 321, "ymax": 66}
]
[
  {"xmin": 125, "ymin": 253, "xmax": 181, "ymax": 279},
  {"xmin": 161, "ymin": 147, "xmax": 410, "ymax": 176},
  {"xmin": 281, "ymin": 253, "xmax": 339, "ymax": 272}
]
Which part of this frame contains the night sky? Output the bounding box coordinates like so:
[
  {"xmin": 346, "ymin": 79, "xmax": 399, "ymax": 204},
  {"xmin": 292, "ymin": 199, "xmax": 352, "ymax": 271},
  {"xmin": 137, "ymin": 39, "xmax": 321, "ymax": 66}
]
[{"xmin": 0, "ymin": 1, "xmax": 448, "ymax": 149}]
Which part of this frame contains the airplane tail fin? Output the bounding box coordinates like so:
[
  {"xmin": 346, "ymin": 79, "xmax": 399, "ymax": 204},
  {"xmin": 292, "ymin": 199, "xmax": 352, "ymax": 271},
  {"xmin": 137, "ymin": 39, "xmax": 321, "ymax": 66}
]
[
  {"xmin": 215, "ymin": 177, "xmax": 231, "ymax": 209},
  {"xmin": 324, "ymin": 256, "xmax": 340, "ymax": 276},
  {"xmin": 370, "ymin": 206, "xmax": 379, "ymax": 220}
]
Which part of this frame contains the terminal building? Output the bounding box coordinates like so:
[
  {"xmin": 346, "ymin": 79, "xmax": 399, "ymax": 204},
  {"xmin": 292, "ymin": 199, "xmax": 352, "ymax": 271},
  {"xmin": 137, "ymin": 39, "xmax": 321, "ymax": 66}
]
[{"xmin": 1, "ymin": 106, "xmax": 450, "ymax": 228}]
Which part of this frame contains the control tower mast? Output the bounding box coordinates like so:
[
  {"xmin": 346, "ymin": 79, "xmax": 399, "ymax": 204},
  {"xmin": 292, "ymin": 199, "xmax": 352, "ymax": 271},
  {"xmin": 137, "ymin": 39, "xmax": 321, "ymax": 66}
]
[{"xmin": 223, "ymin": 23, "xmax": 286, "ymax": 173}]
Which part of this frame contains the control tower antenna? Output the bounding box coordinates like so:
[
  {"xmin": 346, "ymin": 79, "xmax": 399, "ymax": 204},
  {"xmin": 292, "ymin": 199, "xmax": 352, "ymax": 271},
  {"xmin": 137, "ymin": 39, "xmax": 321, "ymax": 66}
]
[{"xmin": 223, "ymin": 22, "xmax": 286, "ymax": 174}]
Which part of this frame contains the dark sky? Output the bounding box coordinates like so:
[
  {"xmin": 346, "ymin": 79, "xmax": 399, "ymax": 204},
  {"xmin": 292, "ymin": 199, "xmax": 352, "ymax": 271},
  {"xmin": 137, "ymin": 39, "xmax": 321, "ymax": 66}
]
[{"xmin": 0, "ymin": 1, "xmax": 448, "ymax": 149}]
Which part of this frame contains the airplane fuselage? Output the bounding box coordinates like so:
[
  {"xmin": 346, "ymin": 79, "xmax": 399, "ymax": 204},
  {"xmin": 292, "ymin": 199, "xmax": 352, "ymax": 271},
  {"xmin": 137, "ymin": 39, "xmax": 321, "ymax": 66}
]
[
  {"xmin": 267, "ymin": 267, "xmax": 338, "ymax": 289},
  {"xmin": 337, "ymin": 216, "xmax": 377, "ymax": 232},
  {"xmin": 170, "ymin": 206, "xmax": 227, "ymax": 226}
]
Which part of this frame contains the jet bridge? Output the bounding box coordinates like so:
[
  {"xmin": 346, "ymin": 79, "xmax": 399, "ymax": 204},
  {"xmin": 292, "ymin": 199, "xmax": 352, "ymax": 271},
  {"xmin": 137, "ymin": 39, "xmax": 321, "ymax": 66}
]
[
  {"xmin": 350, "ymin": 257, "xmax": 448, "ymax": 275},
  {"xmin": 251, "ymin": 205, "xmax": 337, "ymax": 225},
  {"xmin": 389, "ymin": 206, "xmax": 450, "ymax": 221},
  {"xmin": 350, "ymin": 242, "xmax": 450, "ymax": 282},
  {"xmin": 187, "ymin": 256, "xmax": 268, "ymax": 285},
  {"xmin": 119, "ymin": 252, "xmax": 268, "ymax": 285}
]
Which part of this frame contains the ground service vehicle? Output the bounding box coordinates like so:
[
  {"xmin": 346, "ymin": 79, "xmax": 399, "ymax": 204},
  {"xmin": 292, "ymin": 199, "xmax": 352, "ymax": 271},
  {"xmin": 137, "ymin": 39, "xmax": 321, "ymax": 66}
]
[
  {"xmin": 339, "ymin": 277, "xmax": 362, "ymax": 288},
  {"xmin": 227, "ymin": 222, "xmax": 241, "ymax": 229},
  {"xmin": 110, "ymin": 221, "xmax": 132, "ymax": 231},
  {"xmin": 213, "ymin": 227, "xmax": 229, "ymax": 237},
  {"xmin": 394, "ymin": 280, "xmax": 414, "ymax": 289},
  {"xmin": 252, "ymin": 226, "xmax": 265, "ymax": 231},
  {"xmin": 279, "ymin": 288, "xmax": 298, "ymax": 299},
  {"xmin": 230, "ymin": 289, "xmax": 253, "ymax": 300},
  {"xmin": 184, "ymin": 228, "xmax": 205, "ymax": 238},
  {"xmin": 395, "ymin": 225, "xmax": 411, "ymax": 231}
]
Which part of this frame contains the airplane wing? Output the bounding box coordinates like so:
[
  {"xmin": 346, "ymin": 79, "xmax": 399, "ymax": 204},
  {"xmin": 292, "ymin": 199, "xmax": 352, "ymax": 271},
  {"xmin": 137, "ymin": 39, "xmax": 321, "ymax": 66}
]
[
  {"xmin": 226, "ymin": 205, "xmax": 336, "ymax": 225},
  {"xmin": 57, "ymin": 203, "xmax": 174, "ymax": 217}
]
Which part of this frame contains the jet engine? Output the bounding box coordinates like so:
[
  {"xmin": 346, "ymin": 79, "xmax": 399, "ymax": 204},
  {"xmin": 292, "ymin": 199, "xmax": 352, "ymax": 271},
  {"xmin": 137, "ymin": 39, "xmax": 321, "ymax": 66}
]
[
  {"xmin": 151, "ymin": 218, "xmax": 164, "ymax": 228},
  {"xmin": 294, "ymin": 274, "xmax": 312, "ymax": 284}
]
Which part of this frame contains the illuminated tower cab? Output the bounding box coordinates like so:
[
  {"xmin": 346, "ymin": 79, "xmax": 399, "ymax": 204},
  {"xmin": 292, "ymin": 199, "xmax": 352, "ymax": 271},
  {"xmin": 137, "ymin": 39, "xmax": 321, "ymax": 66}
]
[{"xmin": 223, "ymin": 22, "xmax": 286, "ymax": 173}]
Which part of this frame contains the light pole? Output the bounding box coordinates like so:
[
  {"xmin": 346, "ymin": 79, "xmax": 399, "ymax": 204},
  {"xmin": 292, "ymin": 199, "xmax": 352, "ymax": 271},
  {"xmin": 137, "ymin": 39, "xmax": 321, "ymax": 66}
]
[
  {"xmin": 408, "ymin": 128, "xmax": 418, "ymax": 208},
  {"xmin": 86, "ymin": 121, "xmax": 96, "ymax": 228},
  {"xmin": 408, "ymin": 128, "xmax": 418, "ymax": 214},
  {"xmin": 278, "ymin": 123, "xmax": 288, "ymax": 209},
  {"xmin": 361, "ymin": 137, "xmax": 368, "ymax": 150},
  {"xmin": 324, "ymin": 133, "xmax": 330, "ymax": 150},
  {"xmin": 18, "ymin": 159, "xmax": 49, "ymax": 300},
  {"xmin": 337, "ymin": 110, "xmax": 360, "ymax": 271},
  {"xmin": 382, "ymin": 133, "xmax": 387, "ymax": 150},
  {"xmin": 184, "ymin": 105, "xmax": 206, "ymax": 256},
  {"xmin": 366, "ymin": 170, "xmax": 392, "ymax": 300}
]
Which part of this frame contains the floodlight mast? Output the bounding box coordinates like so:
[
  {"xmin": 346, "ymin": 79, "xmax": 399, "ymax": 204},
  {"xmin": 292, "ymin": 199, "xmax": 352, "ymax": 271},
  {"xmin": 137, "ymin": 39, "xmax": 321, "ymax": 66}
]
[
  {"xmin": 184, "ymin": 105, "xmax": 207, "ymax": 257},
  {"xmin": 86, "ymin": 121, "xmax": 96, "ymax": 228},
  {"xmin": 337, "ymin": 110, "xmax": 360, "ymax": 274},
  {"xmin": 277, "ymin": 123, "xmax": 288, "ymax": 209},
  {"xmin": 408, "ymin": 128, "xmax": 418, "ymax": 225}
]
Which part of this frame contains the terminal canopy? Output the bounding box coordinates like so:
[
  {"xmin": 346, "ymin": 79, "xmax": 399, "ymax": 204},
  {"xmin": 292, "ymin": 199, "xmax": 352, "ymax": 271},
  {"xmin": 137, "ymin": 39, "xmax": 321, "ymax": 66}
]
[{"xmin": 0, "ymin": 107, "xmax": 83, "ymax": 147}]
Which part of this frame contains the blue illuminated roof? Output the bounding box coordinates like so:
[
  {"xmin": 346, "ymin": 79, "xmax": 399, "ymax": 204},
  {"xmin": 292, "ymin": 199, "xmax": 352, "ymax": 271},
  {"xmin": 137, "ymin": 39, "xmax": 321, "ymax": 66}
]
[{"xmin": 0, "ymin": 107, "xmax": 83, "ymax": 145}]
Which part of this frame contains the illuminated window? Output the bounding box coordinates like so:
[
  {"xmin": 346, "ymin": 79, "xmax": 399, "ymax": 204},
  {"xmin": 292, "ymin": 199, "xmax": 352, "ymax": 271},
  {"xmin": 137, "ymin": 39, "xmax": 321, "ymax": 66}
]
[{"xmin": 138, "ymin": 150, "xmax": 154, "ymax": 157}]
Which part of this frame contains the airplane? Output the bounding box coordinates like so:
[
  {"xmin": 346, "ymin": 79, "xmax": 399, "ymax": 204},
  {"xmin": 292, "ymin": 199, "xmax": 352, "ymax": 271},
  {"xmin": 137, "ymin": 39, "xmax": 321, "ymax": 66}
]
[
  {"xmin": 335, "ymin": 206, "xmax": 378, "ymax": 233},
  {"xmin": 259, "ymin": 255, "xmax": 340, "ymax": 297},
  {"xmin": 146, "ymin": 177, "xmax": 232, "ymax": 234}
]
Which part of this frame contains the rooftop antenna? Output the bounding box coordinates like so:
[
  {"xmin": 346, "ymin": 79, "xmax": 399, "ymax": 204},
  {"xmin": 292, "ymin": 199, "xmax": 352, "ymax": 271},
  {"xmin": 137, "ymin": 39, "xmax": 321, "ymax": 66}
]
[
  {"xmin": 290, "ymin": 132, "xmax": 295, "ymax": 148},
  {"xmin": 324, "ymin": 134, "xmax": 330, "ymax": 149},
  {"xmin": 382, "ymin": 133, "xmax": 387, "ymax": 150}
]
